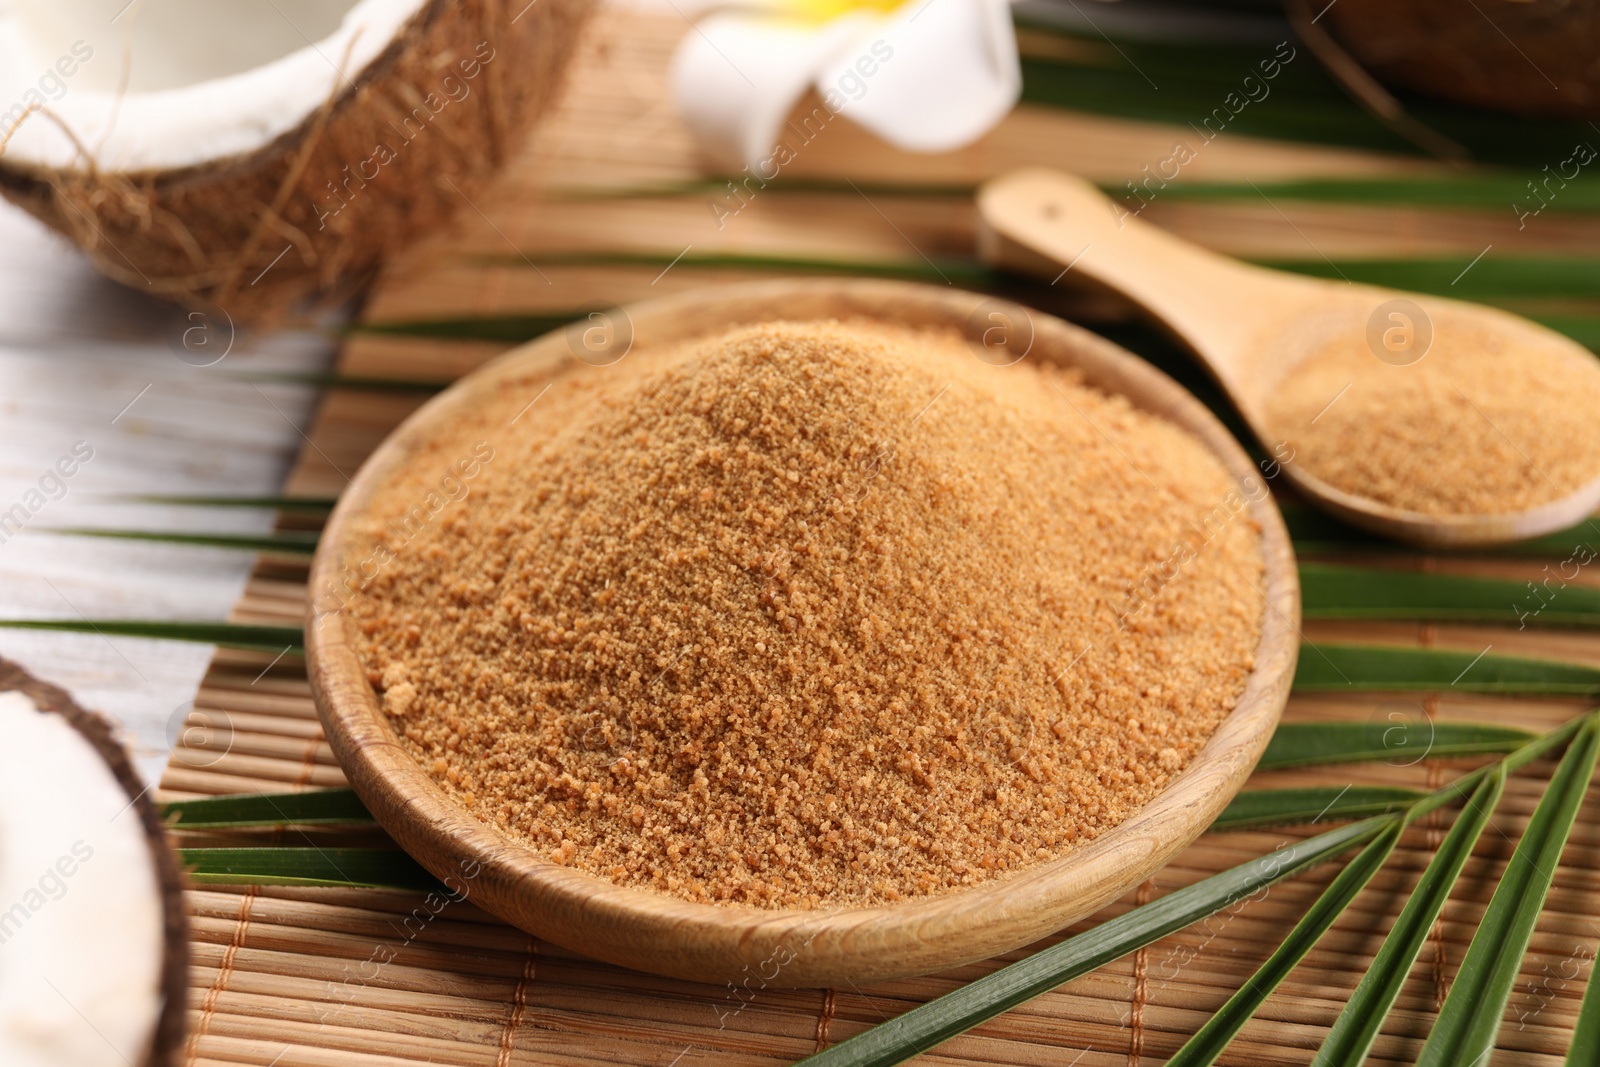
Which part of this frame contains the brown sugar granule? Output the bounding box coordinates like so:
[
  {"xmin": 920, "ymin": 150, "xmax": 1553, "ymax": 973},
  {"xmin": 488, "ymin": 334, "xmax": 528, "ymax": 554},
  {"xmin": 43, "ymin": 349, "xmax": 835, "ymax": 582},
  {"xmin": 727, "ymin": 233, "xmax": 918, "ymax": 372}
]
[
  {"xmin": 1262, "ymin": 318, "xmax": 1600, "ymax": 516},
  {"xmin": 345, "ymin": 321, "xmax": 1264, "ymax": 909}
]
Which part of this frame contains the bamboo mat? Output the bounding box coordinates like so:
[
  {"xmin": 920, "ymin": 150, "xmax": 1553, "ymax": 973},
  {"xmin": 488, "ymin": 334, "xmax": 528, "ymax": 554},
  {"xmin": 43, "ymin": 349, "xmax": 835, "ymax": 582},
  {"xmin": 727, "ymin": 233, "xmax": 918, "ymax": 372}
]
[{"xmin": 162, "ymin": 10, "xmax": 1600, "ymax": 1065}]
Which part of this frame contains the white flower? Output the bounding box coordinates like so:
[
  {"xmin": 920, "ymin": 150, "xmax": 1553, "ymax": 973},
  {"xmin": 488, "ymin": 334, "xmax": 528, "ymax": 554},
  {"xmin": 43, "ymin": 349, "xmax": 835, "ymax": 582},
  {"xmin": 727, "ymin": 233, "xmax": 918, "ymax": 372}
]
[{"xmin": 670, "ymin": 0, "xmax": 1021, "ymax": 172}]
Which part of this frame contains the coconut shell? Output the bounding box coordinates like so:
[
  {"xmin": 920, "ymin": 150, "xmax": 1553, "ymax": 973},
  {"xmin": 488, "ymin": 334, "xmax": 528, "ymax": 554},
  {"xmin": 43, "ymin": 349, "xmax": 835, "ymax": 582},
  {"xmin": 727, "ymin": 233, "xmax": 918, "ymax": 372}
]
[
  {"xmin": 0, "ymin": 659, "xmax": 188, "ymax": 1067},
  {"xmin": 0, "ymin": 0, "xmax": 595, "ymax": 323},
  {"xmin": 1322, "ymin": 0, "xmax": 1600, "ymax": 121}
]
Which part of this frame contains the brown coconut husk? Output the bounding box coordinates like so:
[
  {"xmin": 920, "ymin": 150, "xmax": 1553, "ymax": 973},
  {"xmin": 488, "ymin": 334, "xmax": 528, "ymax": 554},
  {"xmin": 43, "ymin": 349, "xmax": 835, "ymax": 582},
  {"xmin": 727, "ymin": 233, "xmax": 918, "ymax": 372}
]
[
  {"xmin": 0, "ymin": 0, "xmax": 594, "ymax": 324},
  {"xmin": 0, "ymin": 659, "xmax": 188, "ymax": 1067},
  {"xmin": 1284, "ymin": 0, "xmax": 1467, "ymax": 161},
  {"xmin": 1318, "ymin": 0, "xmax": 1600, "ymax": 122}
]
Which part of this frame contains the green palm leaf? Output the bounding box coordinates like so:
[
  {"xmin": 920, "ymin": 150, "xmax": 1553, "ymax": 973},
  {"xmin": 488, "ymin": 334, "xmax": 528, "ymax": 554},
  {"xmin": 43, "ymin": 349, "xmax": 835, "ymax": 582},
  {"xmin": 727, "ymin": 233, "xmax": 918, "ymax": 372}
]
[
  {"xmin": 1294, "ymin": 644, "xmax": 1600, "ymax": 694},
  {"xmin": 164, "ymin": 781, "xmax": 1418, "ymax": 838},
  {"xmin": 553, "ymin": 175, "xmax": 1600, "ymax": 218},
  {"xmin": 179, "ymin": 847, "xmax": 441, "ymax": 891},
  {"xmin": 1417, "ymin": 716, "xmax": 1600, "ymax": 1065},
  {"xmin": 1014, "ymin": 19, "xmax": 1593, "ymax": 166},
  {"xmin": 1281, "ymin": 505, "xmax": 1600, "ymax": 559},
  {"xmin": 1259, "ymin": 722, "xmax": 1533, "ymax": 770},
  {"xmin": 1301, "ymin": 563, "xmax": 1600, "ymax": 628},
  {"xmin": 549, "ymin": 178, "xmax": 977, "ymax": 201},
  {"xmin": 1157, "ymin": 176, "xmax": 1600, "ymax": 217},
  {"xmin": 1211, "ymin": 786, "xmax": 1425, "ymax": 832},
  {"xmin": 1254, "ymin": 256, "xmax": 1600, "ymax": 302},
  {"xmin": 796, "ymin": 817, "xmax": 1387, "ymax": 1067},
  {"xmin": 232, "ymin": 371, "xmax": 450, "ymax": 393},
  {"xmin": 353, "ymin": 311, "xmax": 587, "ymax": 343},
  {"xmin": 1172, "ymin": 712, "xmax": 1591, "ymax": 1066},
  {"xmin": 41, "ymin": 527, "xmax": 320, "ymax": 555},
  {"xmin": 164, "ymin": 783, "xmax": 1418, "ymax": 840},
  {"xmin": 1316, "ymin": 765, "xmax": 1508, "ymax": 1067},
  {"xmin": 418, "ymin": 249, "xmax": 1600, "ymax": 358},
  {"xmin": 0, "ymin": 619, "xmax": 302, "ymax": 653},
  {"xmin": 85, "ymin": 497, "xmax": 1600, "ymax": 564},
  {"xmin": 1168, "ymin": 818, "xmax": 1408, "ymax": 1067},
  {"xmin": 104, "ymin": 493, "xmax": 338, "ymax": 512},
  {"xmin": 52, "ymin": 548, "xmax": 1600, "ymax": 628},
  {"xmin": 492, "ymin": 250, "xmax": 997, "ymax": 287},
  {"xmin": 799, "ymin": 715, "xmax": 1585, "ymax": 1067},
  {"xmin": 1571, "ymin": 955, "xmax": 1600, "ymax": 1066},
  {"xmin": 5, "ymin": 616, "xmax": 1597, "ymax": 697},
  {"xmin": 1528, "ymin": 312, "xmax": 1600, "ymax": 352},
  {"xmin": 165, "ymin": 789, "xmax": 373, "ymax": 829}
]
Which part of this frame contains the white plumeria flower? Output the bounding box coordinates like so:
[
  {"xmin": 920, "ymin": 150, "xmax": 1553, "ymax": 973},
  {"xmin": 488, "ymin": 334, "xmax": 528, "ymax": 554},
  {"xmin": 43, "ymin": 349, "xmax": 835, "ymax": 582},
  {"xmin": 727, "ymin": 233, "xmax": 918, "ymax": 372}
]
[{"xmin": 670, "ymin": 0, "xmax": 1022, "ymax": 172}]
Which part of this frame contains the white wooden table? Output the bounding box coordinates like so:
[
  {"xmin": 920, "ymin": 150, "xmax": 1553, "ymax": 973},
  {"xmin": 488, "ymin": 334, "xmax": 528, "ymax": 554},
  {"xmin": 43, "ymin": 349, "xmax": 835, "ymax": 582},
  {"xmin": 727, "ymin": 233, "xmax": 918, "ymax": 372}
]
[{"xmin": 0, "ymin": 202, "xmax": 330, "ymax": 785}]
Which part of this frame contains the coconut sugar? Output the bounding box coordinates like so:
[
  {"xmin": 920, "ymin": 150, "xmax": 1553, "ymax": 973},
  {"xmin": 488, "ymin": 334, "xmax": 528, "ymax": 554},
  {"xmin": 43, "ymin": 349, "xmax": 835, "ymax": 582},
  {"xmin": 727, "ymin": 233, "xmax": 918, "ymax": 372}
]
[
  {"xmin": 1262, "ymin": 323, "xmax": 1600, "ymax": 516},
  {"xmin": 346, "ymin": 321, "xmax": 1263, "ymax": 909}
]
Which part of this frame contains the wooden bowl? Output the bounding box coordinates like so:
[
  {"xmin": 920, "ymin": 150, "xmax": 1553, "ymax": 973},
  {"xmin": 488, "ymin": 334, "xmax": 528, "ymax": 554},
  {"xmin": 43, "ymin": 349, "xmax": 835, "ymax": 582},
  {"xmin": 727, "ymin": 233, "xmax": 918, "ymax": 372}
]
[{"xmin": 307, "ymin": 278, "xmax": 1299, "ymax": 988}]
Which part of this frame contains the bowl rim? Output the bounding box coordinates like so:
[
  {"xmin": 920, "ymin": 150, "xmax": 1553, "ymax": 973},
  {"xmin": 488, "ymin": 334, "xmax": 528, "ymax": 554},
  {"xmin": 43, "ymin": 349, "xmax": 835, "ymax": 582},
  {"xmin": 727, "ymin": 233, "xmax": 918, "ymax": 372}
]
[{"xmin": 307, "ymin": 277, "xmax": 1300, "ymax": 988}]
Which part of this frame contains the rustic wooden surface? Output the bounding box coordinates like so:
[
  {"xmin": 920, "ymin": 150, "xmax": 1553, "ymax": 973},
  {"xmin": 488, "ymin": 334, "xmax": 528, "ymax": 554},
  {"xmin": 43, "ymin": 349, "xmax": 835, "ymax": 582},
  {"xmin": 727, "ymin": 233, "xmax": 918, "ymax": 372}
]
[
  {"xmin": 162, "ymin": 8, "xmax": 1600, "ymax": 1065},
  {"xmin": 0, "ymin": 203, "xmax": 328, "ymax": 785}
]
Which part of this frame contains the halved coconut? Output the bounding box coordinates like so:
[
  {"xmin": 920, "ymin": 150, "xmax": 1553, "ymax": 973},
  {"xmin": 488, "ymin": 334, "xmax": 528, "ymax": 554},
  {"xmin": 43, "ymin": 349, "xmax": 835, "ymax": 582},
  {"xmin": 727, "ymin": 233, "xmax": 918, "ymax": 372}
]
[
  {"xmin": 1321, "ymin": 0, "xmax": 1600, "ymax": 121},
  {"xmin": 0, "ymin": 660, "xmax": 187, "ymax": 1067},
  {"xmin": 0, "ymin": 0, "xmax": 593, "ymax": 320}
]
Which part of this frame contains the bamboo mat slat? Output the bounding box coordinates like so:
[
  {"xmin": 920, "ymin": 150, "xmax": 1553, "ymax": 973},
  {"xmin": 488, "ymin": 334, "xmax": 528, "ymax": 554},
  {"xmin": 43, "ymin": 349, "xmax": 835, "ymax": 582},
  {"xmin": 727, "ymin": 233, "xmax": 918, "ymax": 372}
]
[{"xmin": 161, "ymin": 10, "xmax": 1600, "ymax": 1065}]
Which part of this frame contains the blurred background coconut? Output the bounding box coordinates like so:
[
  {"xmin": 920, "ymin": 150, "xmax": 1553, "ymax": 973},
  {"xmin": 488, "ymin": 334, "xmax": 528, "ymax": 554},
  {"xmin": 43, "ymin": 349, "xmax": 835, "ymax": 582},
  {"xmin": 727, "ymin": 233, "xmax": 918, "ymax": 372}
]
[{"xmin": 1317, "ymin": 0, "xmax": 1600, "ymax": 123}]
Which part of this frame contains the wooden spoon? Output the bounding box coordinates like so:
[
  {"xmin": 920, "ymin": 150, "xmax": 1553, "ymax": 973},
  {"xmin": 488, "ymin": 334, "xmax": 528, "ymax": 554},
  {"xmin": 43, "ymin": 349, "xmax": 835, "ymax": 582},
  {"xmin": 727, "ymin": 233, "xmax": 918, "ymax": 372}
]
[{"xmin": 978, "ymin": 168, "xmax": 1600, "ymax": 547}]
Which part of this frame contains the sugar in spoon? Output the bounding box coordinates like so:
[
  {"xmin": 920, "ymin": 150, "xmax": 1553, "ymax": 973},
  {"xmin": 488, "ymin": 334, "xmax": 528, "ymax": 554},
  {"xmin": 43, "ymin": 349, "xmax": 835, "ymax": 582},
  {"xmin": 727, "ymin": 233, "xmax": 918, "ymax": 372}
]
[{"xmin": 978, "ymin": 168, "xmax": 1600, "ymax": 548}]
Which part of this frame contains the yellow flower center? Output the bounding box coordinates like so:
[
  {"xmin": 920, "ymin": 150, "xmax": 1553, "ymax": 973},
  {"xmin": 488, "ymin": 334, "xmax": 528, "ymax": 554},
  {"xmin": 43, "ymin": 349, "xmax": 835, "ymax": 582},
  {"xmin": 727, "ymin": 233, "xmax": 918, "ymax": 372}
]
[{"xmin": 785, "ymin": 0, "xmax": 903, "ymax": 23}]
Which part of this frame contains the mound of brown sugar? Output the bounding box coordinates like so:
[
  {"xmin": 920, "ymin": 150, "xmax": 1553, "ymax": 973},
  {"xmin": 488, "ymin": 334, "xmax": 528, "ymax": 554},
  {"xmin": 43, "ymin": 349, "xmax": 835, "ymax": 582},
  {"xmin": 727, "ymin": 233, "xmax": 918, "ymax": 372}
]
[
  {"xmin": 1262, "ymin": 319, "xmax": 1600, "ymax": 516},
  {"xmin": 346, "ymin": 321, "xmax": 1264, "ymax": 909}
]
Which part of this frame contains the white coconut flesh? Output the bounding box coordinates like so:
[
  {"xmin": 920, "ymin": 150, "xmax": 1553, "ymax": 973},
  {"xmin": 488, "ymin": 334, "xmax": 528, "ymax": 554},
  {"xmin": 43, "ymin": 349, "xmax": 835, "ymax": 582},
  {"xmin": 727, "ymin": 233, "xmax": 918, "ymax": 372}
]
[
  {"xmin": 0, "ymin": 690, "xmax": 166, "ymax": 1067},
  {"xmin": 0, "ymin": 0, "xmax": 430, "ymax": 173}
]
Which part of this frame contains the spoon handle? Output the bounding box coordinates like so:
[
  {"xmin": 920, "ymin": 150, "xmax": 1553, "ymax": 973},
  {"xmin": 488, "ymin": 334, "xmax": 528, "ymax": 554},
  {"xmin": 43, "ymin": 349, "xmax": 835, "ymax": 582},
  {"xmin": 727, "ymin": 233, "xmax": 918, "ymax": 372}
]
[{"xmin": 977, "ymin": 168, "xmax": 1311, "ymax": 387}]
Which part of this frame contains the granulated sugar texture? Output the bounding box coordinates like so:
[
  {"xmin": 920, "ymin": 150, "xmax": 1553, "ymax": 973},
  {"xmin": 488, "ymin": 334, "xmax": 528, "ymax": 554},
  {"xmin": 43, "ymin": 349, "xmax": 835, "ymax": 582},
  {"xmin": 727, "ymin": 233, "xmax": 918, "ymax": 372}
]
[
  {"xmin": 1263, "ymin": 319, "xmax": 1600, "ymax": 516},
  {"xmin": 347, "ymin": 321, "xmax": 1264, "ymax": 909}
]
